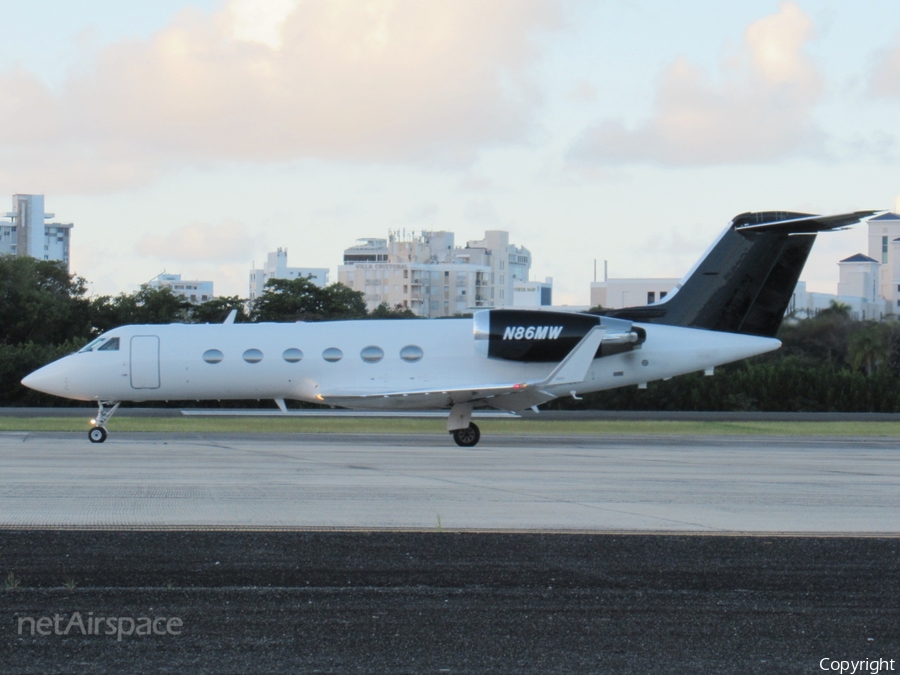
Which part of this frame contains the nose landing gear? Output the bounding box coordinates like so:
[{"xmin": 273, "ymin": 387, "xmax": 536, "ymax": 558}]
[
  {"xmin": 89, "ymin": 401, "xmax": 121, "ymax": 443},
  {"xmin": 88, "ymin": 426, "xmax": 108, "ymax": 443}
]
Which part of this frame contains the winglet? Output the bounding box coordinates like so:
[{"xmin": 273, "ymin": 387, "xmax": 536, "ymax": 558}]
[{"xmin": 223, "ymin": 309, "xmax": 238, "ymax": 325}]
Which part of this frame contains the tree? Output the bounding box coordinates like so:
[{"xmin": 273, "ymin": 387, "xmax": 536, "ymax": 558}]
[
  {"xmin": 0, "ymin": 255, "xmax": 93, "ymax": 346},
  {"xmin": 90, "ymin": 286, "xmax": 192, "ymax": 333},
  {"xmin": 190, "ymin": 296, "xmax": 249, "ymax": 324},
  {"xmin": 848, "ymin": 323, "xmax": 891, "ymax": 376},
  {"xmin": 776, "ymin": 309, "xmax": 854, "ymax": 368},
  {"xmin": 369, "ymin": 302, "xmax": 418, "ymax": 319},
  {"xmin": 251, "ymin": 278, "xmax": 367, "ymax": 322},
  {"xmin": 818, "ymin": 300, "xmax": 852, "ymax": 318}
]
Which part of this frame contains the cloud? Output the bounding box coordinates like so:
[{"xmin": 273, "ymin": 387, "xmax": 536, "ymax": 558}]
[
  {"xmin": 135, "ymin": 220, "xmax": 255, "ymax": 263},
  {"xmin": 568, "ymin": 80, "xmax": 598, "ymax": 103},
  {"xmin": 569, "ymin": 2, "xmax": 824, "ymax": 167},
  {"xmin": 227, "ymin": 0, "xmax": 302, "ymax": 49},
  {"xmin": 457, "ymin": 175, "xmax": 496, "ymax": 192},
  {"xmin": 399, "ymin": 203, "xmax": 440, "ymax": 224},
  {"xmin": 464, "ymin": 198, "xmax": 502, "ymax": 224},
  {"xmin": 869, "ymin": 35, "xmax": 900, "ymax": 97},
  {"xmin": 0, "ymin": 0, "xmax": 558, "ymax": 193}
]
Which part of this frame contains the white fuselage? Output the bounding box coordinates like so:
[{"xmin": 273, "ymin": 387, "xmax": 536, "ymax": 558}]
[{"xmin": 22, "ymin": 318, "xmax": 780, "ymax": 411}]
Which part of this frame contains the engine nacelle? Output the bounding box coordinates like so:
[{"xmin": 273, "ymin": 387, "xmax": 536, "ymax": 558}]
[{"xmin": 473, "ymin": 309, "xmax": 644, "ymax": 362}]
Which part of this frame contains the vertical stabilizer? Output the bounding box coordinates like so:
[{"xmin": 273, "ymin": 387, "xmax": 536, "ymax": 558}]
[{"xmin": 606, "ymin": 211, "xmax": 878, "ymax": 337}]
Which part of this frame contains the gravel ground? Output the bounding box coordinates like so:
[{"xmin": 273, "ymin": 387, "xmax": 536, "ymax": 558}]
[{"xmin": 1, "ymin": 532, "xmax": 898, "ymax": 674}]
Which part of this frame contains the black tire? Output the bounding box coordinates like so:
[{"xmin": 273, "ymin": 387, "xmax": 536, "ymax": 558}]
[
  {"xmin": 451, "ymin": 422, "xmax": 481, "ymax": 447},
  {"xmin": 88, "ymin": 427, "xmax": 108, "ymax": 443}
]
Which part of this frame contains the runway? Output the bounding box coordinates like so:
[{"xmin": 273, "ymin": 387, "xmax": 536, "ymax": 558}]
[
  {"xmin": 3, "ymin": 431, "xmax": 899, "ymax": 672},
  {"xmin": 1, "ymin": 431, "xmax": 898, "ymax": 533}
]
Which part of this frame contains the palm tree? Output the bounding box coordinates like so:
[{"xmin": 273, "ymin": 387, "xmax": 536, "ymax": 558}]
[{"xmin": 848, "ymin": 324, "xmax": 890, "ymax": 376}]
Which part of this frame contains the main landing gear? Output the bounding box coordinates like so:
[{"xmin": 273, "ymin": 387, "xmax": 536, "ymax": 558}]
[
  {"xmin": 88, "ymin": 400, "xmax": 120, "ymax": 443},
  {"xmin": 447, "ymin": 402, "xmax": 481, "ymax": 447},
  {"xmin": 450, "ymin": 422, "xmax": 481, "ymax": 447}
]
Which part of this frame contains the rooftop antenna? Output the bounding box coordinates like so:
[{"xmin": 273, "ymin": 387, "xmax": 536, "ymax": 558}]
[{"xmin": 145, "ymin": 269, "xmax": 166, "ymax": 285}]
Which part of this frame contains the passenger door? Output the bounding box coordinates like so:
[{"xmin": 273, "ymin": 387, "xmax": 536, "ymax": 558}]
[{"xmin": 130, "ymin": 335, "xmax": 160, "ymax": 389}]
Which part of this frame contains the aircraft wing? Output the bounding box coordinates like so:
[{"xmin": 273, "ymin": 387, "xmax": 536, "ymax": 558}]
[{"xmin": 319, "ymin": 327, "xmax": 606, "ymax": 411}]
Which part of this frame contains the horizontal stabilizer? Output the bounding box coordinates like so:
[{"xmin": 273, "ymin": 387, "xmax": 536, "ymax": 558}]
[{"xmin": 733, "ymin": 211, "xmax": 881, "ymax": 233}]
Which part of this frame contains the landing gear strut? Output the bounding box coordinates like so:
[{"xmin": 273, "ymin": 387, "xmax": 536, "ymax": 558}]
[
  {"xmin": 89, "ymin": 401, "xmax": 120, "ymax": 443},
  {"xmin": 451, "ymin": 422, "xmax": 481, "ymax": 447}
]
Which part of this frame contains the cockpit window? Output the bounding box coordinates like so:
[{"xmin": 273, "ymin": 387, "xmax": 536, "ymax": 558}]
[
  {"xmin": 78, "ymin": 338, "xmax": 106, "ymax": 353},
  {"xmin": 98, "ymin": 337, "xmax": 120, "ymax": 351}
]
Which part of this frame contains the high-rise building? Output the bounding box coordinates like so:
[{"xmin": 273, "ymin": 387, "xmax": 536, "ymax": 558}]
[
  {"xmin": 249, "ymin": 248, "xmax": 330, "ymax": 301},
  {"xmin": 338, "ymin": 229, "xmax": 545, "ymax": 317},
  {"xmin": 0, "ymin": 194, "xmax": 73, "ymax": 269}
]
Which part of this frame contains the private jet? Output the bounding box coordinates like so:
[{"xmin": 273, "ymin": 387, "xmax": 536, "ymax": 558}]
[{"xmin": 22, "ymin": 210, "xmax": 877, "ymax": 446}]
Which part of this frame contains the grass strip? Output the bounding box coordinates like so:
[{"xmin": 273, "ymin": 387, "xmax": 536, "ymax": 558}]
[{"xmin": 1, "ymin": 416, "xmax": 899, "ymax": 437}]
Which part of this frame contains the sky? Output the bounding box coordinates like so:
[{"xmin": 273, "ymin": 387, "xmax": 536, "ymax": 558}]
[{"xmin": 1, "ymin": 0, "xmax": 899, "ymax": 304}]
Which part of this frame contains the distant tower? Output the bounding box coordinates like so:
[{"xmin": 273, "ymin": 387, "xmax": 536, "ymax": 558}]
[{"xmin": 0, "ymin": 194, "xmax": 74, "ymax": 270}]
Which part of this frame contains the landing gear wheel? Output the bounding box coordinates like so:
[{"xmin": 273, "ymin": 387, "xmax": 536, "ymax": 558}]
[
  {"xmin": 88, "ymin": 427, "xmax": 108, "ymax": 443},
  {"xmin": 88, "ymin": 401, "xmax": 120, "ymax": 444},
  {"xmin": 451, "ymin": 422, "xmax": 481, "ymax": 447}
]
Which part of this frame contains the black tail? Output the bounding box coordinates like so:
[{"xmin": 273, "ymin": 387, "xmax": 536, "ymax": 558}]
[{"xmin": 605, "ymin": 210, "xmax": 878, "ymax": 337}]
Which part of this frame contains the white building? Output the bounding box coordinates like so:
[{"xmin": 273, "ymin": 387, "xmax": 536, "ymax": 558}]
[
  {"xmin": 514, "ymin": 278, "xmax": 553, "ymax": 307},
  {"xmin": 786, "ymin": 253, "xmax": 883, "ymax": 320},
  {"xmin": 458, "ymin": 230, "xmax": 532, "ymax": 307},
  {"xmin": 866, "ymin": 211, "xmax": 900, "ymax": 302},
  {"xmin": 338, "ymin": 229, "xmax": 545, "ymax": 317},
  {"xmin": 249, "ymin": 248, "xmax": 330, "ymax": 301},
  {"xmin": 148, "ymin": 273, "xmax": 214, "ymax": 304},
  {"xmin": 864, "ymin": 211, "xmax": 900, "ymax": 316},
  {"xmin": 789, "ymin": 284, "xmax": 884, "ymax": 322},
  {"xmin": 0, "ymin": 194, "xmax": 73, "ymax": 270},
  {"xmin": 589, "ymin": 277, "xmax": 680, "ymax": 309}
]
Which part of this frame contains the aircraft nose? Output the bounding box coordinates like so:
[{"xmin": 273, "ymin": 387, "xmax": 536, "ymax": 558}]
[{"xmin": 21, "ymin": 360, "xmax": 70, "ymax": 397}]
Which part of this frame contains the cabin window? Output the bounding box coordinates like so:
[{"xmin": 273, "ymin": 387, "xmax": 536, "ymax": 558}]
[
  {"xmin": 203, "ymin": 349, "xmax": 224, "ymax": 364},
  {"xmin": 360, "ymin": 346, "xmax": 384, "ymax": 363},
  {"xmin": 98, "ymin": 337, "xmax": 120, "ymax": 351},
  {"xmin": 399, "ymin": 345, "xmax": 424, "ymax": 362},
  {"xmin": 78, "ymin": 338, "xmax": 106, "ymax": 353},
  {"xmin": 322, "ymin": 347, "xmax": 343, "ymax": 362},
  {"xmin": 242, "ymin": 348, "xmax": 263, "ymax": 364},
  {"xmin": 283, "ymin": 348, "xmax": 303, "ymax": 363}
]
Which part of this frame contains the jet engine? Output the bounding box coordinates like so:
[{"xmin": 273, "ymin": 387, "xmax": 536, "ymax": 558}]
[{"xmin": 473, "ymin": 309, "xmax": 645, "ymax": 362}]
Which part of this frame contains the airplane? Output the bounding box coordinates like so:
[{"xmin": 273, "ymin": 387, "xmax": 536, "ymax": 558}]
[{"xmin": 22, "ymin": 210, "xmax": 877, "ymax": 447}]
